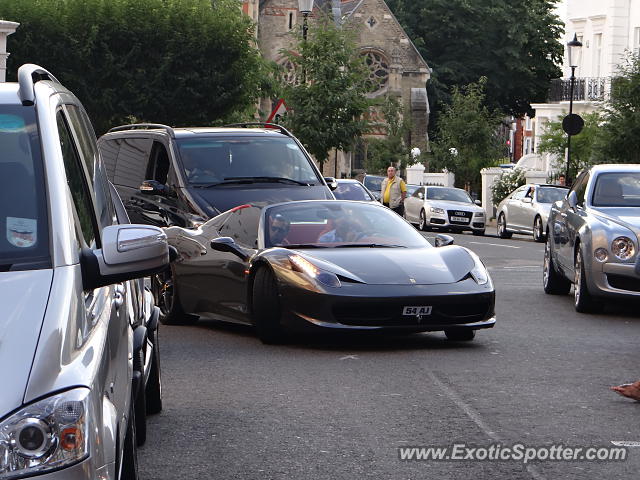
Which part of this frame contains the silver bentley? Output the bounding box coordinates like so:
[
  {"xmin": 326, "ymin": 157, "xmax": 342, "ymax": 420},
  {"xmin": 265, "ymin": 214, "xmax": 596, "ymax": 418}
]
[
  {"xmin": 496, "ymin": 183, "xmax": 569, "ymax": 242},
  {"xmin": 543, "ymin": 164, "xmax": 640, "ymax": 312}
]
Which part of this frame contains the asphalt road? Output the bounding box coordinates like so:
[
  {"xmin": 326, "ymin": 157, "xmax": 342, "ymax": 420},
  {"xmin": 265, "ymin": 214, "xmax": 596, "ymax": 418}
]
[{"xmin": 139, "ymin": 229, "xmax": 640, "ymax": 480}]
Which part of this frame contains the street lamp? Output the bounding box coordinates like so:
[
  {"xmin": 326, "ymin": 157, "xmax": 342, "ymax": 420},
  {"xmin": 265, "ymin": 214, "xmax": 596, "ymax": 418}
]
[
  {"xmin": 564, "ymin": 33, "xmax": 583, "ymax": 184},
  {"xmin": 298, "ymin": 0, "xmax": 314, "ymax": 42}
]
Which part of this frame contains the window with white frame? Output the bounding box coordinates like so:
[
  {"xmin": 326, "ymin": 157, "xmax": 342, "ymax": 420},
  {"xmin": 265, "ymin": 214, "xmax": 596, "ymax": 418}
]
[
  {"xmin": 634, "ymin": 27, "xmax": 640, "ymax": 56},
  {"xmin": 593, "ymin": 33, "xmax": 603, "ymax": 77}
]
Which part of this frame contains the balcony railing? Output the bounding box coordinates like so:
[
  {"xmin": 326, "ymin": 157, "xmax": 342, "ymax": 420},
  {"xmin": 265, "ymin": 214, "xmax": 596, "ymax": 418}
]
[{"xmin": 548, "ymin": 77, "xmax": 610, "ymax": 102}]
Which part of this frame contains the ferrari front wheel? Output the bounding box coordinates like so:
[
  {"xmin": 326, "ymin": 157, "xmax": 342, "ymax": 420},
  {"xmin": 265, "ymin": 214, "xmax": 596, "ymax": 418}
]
[{"xmin": 252, "ymin": 267, "xmax": 284, "ymax": 344}]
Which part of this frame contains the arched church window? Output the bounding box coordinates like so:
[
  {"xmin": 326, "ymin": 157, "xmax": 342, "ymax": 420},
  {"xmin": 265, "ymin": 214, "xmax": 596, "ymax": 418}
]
[
  {"xmin": 279, "ymin": 58, "xmax": 300, "ymax": 86},
  {"xmin": 361, "ymin": 50, "xmax": 389, "ymax": 95}
]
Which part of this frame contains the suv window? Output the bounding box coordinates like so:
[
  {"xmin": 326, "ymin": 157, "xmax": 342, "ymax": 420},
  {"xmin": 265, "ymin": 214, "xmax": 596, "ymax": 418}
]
[
  {"xmin": 113, "ymin": 137, "xmax": 153, "ymax": 188},
  {"xmin": 145, "ymin": 142, "xmax": 170, "ymax": 184},
  {"xmin": 571, "ymin": 172, "xmax": 590, "ymax": 207},
  {"xmin": 0, "ymin": 106, "xmax": 51, "ymax": 270},
  {"xmin": 57, "ymin": 110, "xmax": 100, "ymax": 248},
  {"xmin": 175, "ymin": 136, "xmax": 320, "ymax": 185}
]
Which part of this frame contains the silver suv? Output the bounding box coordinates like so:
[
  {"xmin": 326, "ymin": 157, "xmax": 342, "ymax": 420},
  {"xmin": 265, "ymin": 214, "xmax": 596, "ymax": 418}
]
[{"xmin": 0, "ymin": 64, "xmax": 169, "ymax": 479}]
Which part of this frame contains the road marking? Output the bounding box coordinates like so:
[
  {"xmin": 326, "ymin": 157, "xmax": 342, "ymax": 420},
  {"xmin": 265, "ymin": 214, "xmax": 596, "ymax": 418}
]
[
  {"xmin": 611, "ymin": 441, "xmax": 640, "ymax": 447},
  {"xmin": 469, "ymin": 241, "xmax": 521, "ymax": 249},
  {"xmin": 428, "ymin": 370, "xmax": 546, "ymax": 480},
  {"xmin": 340, "ymin": 355, "xmax": 359, "ymax": 361},
  {"xmin": 503, "ymin": 266, "xmax": 540, "ymax": 269}
]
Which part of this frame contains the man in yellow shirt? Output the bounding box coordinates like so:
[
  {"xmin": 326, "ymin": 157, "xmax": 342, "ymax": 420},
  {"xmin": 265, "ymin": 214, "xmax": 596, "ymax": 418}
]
[{"xmin": 380, "ymin": 166, "xmax": 407, "ymax": 216}]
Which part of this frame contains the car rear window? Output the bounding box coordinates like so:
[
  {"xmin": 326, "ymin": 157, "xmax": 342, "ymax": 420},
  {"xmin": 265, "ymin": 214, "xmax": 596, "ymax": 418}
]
[
  {"xmin": 333, "ymin": 182, "xmax": 372, "ymax": 201},
  {"xmin": 0, "ymin": 106, "xmax": 51, "ymax": 271}
]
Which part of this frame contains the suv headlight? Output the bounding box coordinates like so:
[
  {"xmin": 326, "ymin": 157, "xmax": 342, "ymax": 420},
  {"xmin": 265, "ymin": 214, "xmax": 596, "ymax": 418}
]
[
  {"xmin": 467, "ymin": 250, "xmax": 489, "ymax": 285},
  {"xmin": 0, "ymin": 388, "xmax": 90, "ymax": 478},
  {"xmin": 611, "ymin": 236, "xmax": 636, "ymax": 261},
  {"xmin": 430, "ymin": 207, "xmax": 445, "ymax": 214}
]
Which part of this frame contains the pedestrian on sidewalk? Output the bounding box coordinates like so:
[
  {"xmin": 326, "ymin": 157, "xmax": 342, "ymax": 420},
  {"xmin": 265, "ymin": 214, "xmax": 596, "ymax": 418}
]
[{"xmin": 381, "ymin": 166, "xmax": 407, "ymax": 216}]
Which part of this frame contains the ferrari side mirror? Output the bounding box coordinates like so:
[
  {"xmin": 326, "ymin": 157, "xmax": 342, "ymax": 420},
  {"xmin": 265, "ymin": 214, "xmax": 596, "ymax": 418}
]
[{"xmin": 210, "ymin": 237, "xmax": 249, "ymax": 261}]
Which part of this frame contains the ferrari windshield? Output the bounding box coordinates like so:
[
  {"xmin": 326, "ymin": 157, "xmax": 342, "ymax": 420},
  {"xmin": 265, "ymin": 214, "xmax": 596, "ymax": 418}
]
[
  {"xmin": 0, "ymin": 107, "xmax": 50, "ymax": 270},
  {"xmin": 536, "ymin": 186, "xmax": 567, "ymax": 203},
  {"xmin": 426, "ymin": 187, "xmax": 473, "ymax": 203},
  {"xmin": 176, "ymin": 136, "xmax": 320, "ymax": 186},
  {"xmin": 592, "ymin": 172, "xmax": 640, "ymax": 207},
  {"xmin": 264, "ymin": 201, "xmax": 430, "ymax": 248}
]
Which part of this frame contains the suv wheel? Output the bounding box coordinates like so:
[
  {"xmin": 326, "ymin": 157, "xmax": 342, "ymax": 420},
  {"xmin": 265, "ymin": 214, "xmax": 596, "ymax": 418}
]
[
  {"xmin": 543, "ymin": 237, "xmax": 571, "ymax": 295},
  {"xmin": 533, "ymin": 216, "xmax": 545, "ymax": 243}
]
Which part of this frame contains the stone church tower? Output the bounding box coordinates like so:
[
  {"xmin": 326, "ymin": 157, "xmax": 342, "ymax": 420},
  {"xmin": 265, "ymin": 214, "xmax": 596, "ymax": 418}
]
[{"xmin": 241, "ymin": 0, "xmax": 431, "ymax": 177}]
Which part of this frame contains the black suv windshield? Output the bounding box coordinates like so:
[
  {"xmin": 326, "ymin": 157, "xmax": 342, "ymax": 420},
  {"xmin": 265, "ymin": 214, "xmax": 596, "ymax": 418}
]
[
  {"xmin": 176, "ymin": 136, "xmax": 320, "ymax": 186},
  {"xmin": 0, "ymin": 106, "xmax": 50, "ymax": 271}
]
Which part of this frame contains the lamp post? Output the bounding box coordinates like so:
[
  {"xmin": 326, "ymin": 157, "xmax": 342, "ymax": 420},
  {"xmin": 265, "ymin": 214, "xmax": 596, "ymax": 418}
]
[
  {"xmin": 298, "ymin": 0, "xmax": 314, "ymax": 42},
  {"xmin": 564, "ymin": 33, "xmax": 583, "ymax": 184}
]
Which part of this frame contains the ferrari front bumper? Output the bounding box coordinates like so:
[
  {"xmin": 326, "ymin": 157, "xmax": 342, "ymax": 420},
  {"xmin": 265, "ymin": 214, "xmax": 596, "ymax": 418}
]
[{"xmin": 278, "ymin": 278, "xmax": 495, "ymax": 333}]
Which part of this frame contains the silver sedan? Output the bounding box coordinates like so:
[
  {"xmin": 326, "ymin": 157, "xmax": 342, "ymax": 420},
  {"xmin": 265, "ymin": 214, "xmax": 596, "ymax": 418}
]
[
  {"xmin": 496, "ymin": 184, "xmax": 569, "ymax": 242},
  {"xmin": 405, "ymin": 186, "xmax": 485, "ymax": 235},
  {"xmin": 543, "ymin": 164, "xmax": 640, "ymax": 313}
]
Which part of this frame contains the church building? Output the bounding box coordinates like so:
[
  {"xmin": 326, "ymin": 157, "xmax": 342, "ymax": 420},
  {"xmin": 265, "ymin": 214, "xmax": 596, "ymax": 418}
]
[{"xmin": 241, "ymin": 0, "xmax": 431, "ymax": 177}]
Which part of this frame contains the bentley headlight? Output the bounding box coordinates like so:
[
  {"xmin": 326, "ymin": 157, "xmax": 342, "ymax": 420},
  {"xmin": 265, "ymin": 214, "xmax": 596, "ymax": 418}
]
[
  {"xmin": 0, "ymin": 388, "xmax": 90, "ymax": 478},
  {"xmin": 611, "ymin": 236, "xmax": 635, "ymax": 261},
  {"xmin": 430, "ymin": 207, "xmax": 445, "ymax": 214},
  {"xmin": 467, "ymin": 250, "xmax": 489, "ymax": 285},
  {"xmin": 289, "ymin": 254, "xmax": 341, "ymax": 288}
]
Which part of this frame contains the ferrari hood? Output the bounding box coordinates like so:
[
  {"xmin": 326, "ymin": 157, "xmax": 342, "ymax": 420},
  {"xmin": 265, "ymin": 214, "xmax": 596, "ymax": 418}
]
[
  {"xmin": 0, "ymin": 270, "xmax": 53, "ymax": 416},
  {"xmin": 301, "ymin": 246, "xmax": 475, "ymax": 285}
]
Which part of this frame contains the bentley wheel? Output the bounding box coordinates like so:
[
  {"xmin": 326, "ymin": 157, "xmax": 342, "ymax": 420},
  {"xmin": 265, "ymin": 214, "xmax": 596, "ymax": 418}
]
[
  {"xmin": 543, "ymin": 237, "xmax": 571, "ymax": 295},
  {"xmin": 574, "ymin": 248, "xmax": 603, "ymax": 313},
  {"xmin": 419, "ymin": 209, "xmax": 430, "ymax": 231},
  {"xmin": 153, "ymin": 268, "xmax": 198, "ymax": 326},
  {"xmin": 252, "ymin": 267, "xmax": 284, "ymax": 344},
  {"xmin": 145, "ymin": 327, "xmax": 163, "ymax": 415},
  {"xmin": 497, "ymin": 213, "xmax": 512, "ymax": 239},
  {"xmin": 533, "ymin": 216, "xmax": 545, "ymax": 243},
  {"xmin": 444, "ymin": 329, "xmax": 475, "ymax": 341}
]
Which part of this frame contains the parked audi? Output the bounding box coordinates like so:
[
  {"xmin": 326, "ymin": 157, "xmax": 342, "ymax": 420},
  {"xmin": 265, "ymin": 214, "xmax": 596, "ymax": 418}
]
[
  {"xmin": 497, "ymin": 183, "xmax": 568, "ymax": 242},
  {"xmin": 0, "ymin": 64, "xmax": 169, "ymax": 479},
  {"xmin": 543, "ymin": 165, "xmax": 640, "ymax": 312},
  {"xmin": 404, "ymin": 186, "xmax": 485, "ymax": 235}
]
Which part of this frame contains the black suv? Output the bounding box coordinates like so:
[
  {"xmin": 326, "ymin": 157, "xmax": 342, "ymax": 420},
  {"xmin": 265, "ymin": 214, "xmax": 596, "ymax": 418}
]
[{"xmin": 97, "ymin": 123, "xmax": 336, "ymax": 229}]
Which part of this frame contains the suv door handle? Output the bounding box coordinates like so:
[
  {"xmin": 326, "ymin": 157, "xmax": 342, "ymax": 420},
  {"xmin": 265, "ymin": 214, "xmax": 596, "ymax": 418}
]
[{"xmin": 113, "ymin": 284, "xmax": 126, "ymax": 309}]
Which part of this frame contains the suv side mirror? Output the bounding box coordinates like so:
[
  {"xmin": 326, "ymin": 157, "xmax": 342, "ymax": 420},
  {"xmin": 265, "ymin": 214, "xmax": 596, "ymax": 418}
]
[
  {"xmin": 567, "ymin": 191, "xmax": 578, "ymax": 209},
  {"xmin": 324, "ymin": 177, "xmax": 338, "ymax": 190},
  {"xmin": 140, "ymin": 180, "xmax": 172, "ymax": 196},
  {"xmin": 474, "ymin": 199, "xmax": 482, "ymax": 206},
  {"xmin": 210, "ymin": 237, "xmax": 249, "ymax": 261},
  {"xmin": 435, "ymin": 234, "xmax": 454, "ymax": 247},
  {"xmin": 82, "ymin": 225, "xmax": 169, "ymax": 290},
  {"xmin": 522, "ymin": 197, "xmax": 533, "ymax": 204}
]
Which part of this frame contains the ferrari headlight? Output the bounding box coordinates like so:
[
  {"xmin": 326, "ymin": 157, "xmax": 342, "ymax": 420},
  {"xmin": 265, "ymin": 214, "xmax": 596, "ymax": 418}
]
[
  {"xmin": 467, "ymin": 250, "xmax": 489, "ymax": 285},
  {"xmin": 289, "ymin": 255, "xmax": 341, "ymax": 288},
  {"xmin": 430, "ymin": 207, "xmax": 445, "ymax": 215},
  {"xmin": 0, "ymin": 388, "xmax": 90, "ymax": 478},
  {"xmin": 611, "ymin": 236, "xmax": 635, "ymax": 261}
]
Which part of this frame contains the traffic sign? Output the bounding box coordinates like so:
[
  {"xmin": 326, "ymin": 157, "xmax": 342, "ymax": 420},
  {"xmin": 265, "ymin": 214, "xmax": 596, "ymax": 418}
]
[
  {"xmin": 562, "ymin": 113, "xmax": 584, "ymax": 136},
  {"xmin": 267, "ymin": 99, "xmax": 288, "ymax": 124}
]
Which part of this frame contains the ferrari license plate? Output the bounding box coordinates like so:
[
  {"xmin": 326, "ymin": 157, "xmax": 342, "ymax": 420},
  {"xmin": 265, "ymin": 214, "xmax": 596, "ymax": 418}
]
[
  {"xmin": 451, "ymin": 216, "xmax": 469, "ymax": 223},
  {"xmin": 402, "ymin": 306, "xmax": 432, "ymax": 316}
]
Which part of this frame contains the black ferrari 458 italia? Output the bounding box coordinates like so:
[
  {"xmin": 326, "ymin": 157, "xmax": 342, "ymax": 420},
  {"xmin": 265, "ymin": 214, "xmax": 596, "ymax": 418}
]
[{"xmin": 163, "ymin": 200, "xmax": 496, "ymax": 343}]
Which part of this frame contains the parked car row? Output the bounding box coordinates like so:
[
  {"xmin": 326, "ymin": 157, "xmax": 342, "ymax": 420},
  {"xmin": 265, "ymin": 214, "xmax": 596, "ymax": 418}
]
[{"xmin": 1, "ymin": 65, "xmax": 170, "ymax": 480}]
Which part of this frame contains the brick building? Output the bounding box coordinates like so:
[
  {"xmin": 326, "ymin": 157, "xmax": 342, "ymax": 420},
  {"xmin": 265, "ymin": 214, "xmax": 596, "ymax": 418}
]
[{"xmin": 241, "ymin": 0, "xmax": 431, "ymax": 177}]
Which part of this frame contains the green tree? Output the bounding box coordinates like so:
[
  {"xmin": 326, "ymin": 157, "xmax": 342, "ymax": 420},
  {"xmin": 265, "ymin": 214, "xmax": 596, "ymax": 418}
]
[
  {"xmin": 386, "ymin": 0, "xmax": 563, "ymax": 123},
  {"xmin": 594, "ymin": 53, "xmax": 640, "ymax": 164},
  {"xmin": 0, "ymin": 0, "xmax": 271, "ymax": 133},
  {"xmin": 280, "ymin": 14, "xmax": 370, "ymax": 169},
  {"xmin": 364, "ymin": 95, "xmax": 412, "ymax": 173},
  {"xmin": 537, "ymin": 112, "xmax": 602, "ymax": 179},
  {"xmin": 430, "ymin": 78, "xmax": 503, "ymax": 194}
]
